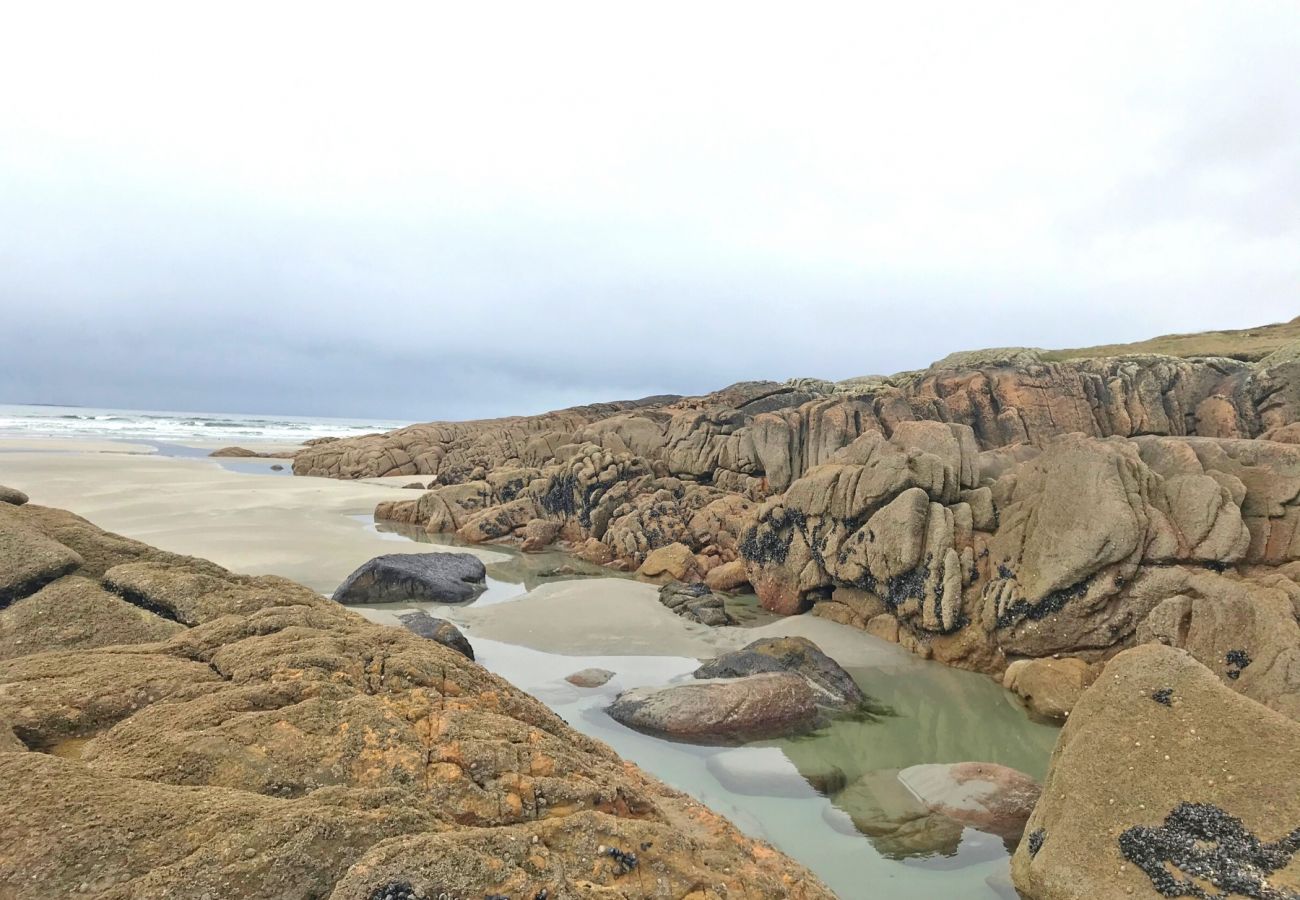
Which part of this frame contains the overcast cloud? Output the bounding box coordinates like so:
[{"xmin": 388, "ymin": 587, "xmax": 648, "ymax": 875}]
[{"xmin": 1, "ymin": 2, "xmax": 1297, "ymax": 420}]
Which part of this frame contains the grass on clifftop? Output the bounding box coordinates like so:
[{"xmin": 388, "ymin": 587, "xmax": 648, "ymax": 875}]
[{"xmin": 1041, "ymin": 315, "xmax": 1300, "ymax": 363}]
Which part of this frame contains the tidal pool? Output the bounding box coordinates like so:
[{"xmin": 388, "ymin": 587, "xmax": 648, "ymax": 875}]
[{"xmin": 351, "ymin": 519, "xmax": 1057, "ymax": 898}]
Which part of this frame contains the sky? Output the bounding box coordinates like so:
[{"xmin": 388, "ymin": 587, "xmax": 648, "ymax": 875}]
[{"xmin": 1, "ymin": 2, "xmax": 1297, "ymax": 421}]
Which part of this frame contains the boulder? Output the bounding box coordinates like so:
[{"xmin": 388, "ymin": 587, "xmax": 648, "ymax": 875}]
[
  {"xmin": 571, "ymin": 537, "xmax": 614, "ymax": 565},
  {"xmin": 0, "ymin": 485, "xmax": 27, "ymax": 506},
  {"xmin": 658, "ymin": 582, "xmax": 734, "ymax": 626},
  {"xmin": 705, "ymin": 558, "xmax": 750, "ymax": 591},
  {"xmin": 395, "ymin": 610, "xmax": 474, "ymax": 659},
  {"xmin": 402, "ymin": 481, "xmax": 427, "ymax": 489},
  {"xmin": 607, "ymin": 673, "xmax": 820, "ymax": 742},
  {"xmin": 565, "ymin": 667, "xmax": 614, "ymax": 687},
  {"xmin": 1011, "ymin": 644, "xmax": 1300, "ymax": 900},
  {"xmin": 1002, "ymin": 658, "xmax": 1095, "ymax": 722},
  {"xmin": 694, "ymin": 636, "xmax": 866, "ymax": 710},
  {"xmin": 331, "ymin": 552, "xmax": 486, "ymax": 605},
  {"xmin": 520, "ymin": 518, "xmax": 560, "ymax": 552},
  {"xmin": 638, "ymin": 542, "xmax": 703, "ymax": 581}
]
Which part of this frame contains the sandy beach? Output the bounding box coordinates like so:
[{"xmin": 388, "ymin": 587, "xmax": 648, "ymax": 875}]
[{"xmin": 0, "ymin": 437, "xmax": 508, "ymax": 594}]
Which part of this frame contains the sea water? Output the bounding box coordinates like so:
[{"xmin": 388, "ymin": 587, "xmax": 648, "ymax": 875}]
[{"xmin": 0, "ymin": 402, "xmax": 409, "ymax": 444}]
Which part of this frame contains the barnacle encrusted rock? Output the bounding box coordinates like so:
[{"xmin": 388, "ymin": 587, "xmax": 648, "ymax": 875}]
[{"xmin": 1010, "ymin": 644, "xmax": 1300, "ymax": 899}]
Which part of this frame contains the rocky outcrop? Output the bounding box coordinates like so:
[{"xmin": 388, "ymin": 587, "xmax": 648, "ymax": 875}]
[
  {"xmin": 0, "ymin": 502, "xmax": 832, "ymax": 898},
  {"xmin": 1011, "ymin": 643, "xmax": 1300, "ymax": 900},
  {"xmin": 298, "ymin": 327, "xmax": 1300, "ymax": 700},
  {"xmin": 331, "ymin": 552, "xmax": 487, "ymax": 605}
]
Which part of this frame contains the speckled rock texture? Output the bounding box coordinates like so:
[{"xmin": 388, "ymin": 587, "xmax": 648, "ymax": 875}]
[
  {"xmin": 608, "ymin": 673, "xmax": 821, "ymax": 743},
  {"xmin": 0, "ymin": 502, "xmax": 833, "ymax": 899},
  {"xmin": 1011, "ymin": 643, "xmax": 1300, "ymax": 900},
  {"xmin": 308, "ymin": 334, "xmax": 1300, "ymax": 706}
]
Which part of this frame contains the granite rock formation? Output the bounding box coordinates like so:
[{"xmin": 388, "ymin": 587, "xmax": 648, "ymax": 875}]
[
  {"xmin": 0, "ymin": 502, "xmax": 832, "ymax": 898},
  {"xmin": 300, "ymin": 321, "xmax": 1300, "ymax": 710}
]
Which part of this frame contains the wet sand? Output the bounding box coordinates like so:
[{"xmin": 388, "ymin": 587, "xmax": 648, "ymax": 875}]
[{"xmin": 0, "ymin": 437, "xmax": 507, "ymax": 593}]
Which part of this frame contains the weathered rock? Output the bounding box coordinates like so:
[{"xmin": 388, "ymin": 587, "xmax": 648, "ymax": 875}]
[
  {"xmin": 658, "ymin": 581, "xmax": 734, "ymax": 626},
  {"xmin": 1011, "ymin": 644, "xmax": 1300, "ymax": 900},
  {"xmin": 564, "ymin": 667, "xmax": 614, "ymax": 687},
  {"xmin": 0, "ymin": 485, "xmax": 28, "ymax": 506},
  {"xmin": 705, "ymin": 558, "xmax": 750, "ymax": 591},
  {"xmin": 0, "ymin": 509, "xmax": 84, "ymax": 607},
  {"xmin": 1002, "ymin": 657, "xmax": 1095, "ymax": 722},
  {"xmin": 694, "ymin": 636, "xmax": 866, "ymax": 711},
  {"xmin": 402, "ymin": 481, "xmax": 427, "ymax": 489},
  {"xmin": 0, "ymin": 576, "xmax": 183, "ymax": 659},
  {"xmin": 608, "ymin": 673, "xmax": 820, "ymax": 742},
  {"xmin": 519, "ymin": 517, "xmax": 560, "ymax": 552},
  {"xmin": 638, "ymin": 541, "xmax": 703, "ymax": 581},
  {"xmin": 331, "ymin": 552, "xmax": 487, "ymax": 605},
  {"xmin": 395, "ymin": 610, "xmax": 474, "ymax": 659}
]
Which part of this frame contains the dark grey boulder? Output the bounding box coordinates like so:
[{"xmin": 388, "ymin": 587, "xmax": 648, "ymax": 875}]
[
  {"xmin": 332, "ymin": 552, "xmax": 486, "ymax": 605},
  {"xmin": 396, "ymin": 610, "xmax": 475, "ymax": 660},
  {"xmin": 658, "ymin": 582, "xmax": 733, "ymax": 626},
  {"xmin": 694, "ymin": 636, "xmax": 865, "ymax": 710},
  {"xmin": 0, "ymin": 486, "xmax": 28, "ymax": 506}
]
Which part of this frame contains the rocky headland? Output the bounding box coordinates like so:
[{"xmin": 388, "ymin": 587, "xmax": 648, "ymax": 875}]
[{"xmin": 0, "ymin": 491, "xmax": 832, "ymax": 898}]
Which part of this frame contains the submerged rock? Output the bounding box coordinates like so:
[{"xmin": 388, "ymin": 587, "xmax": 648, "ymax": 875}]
[
  {"xmin": 658, "ymin": 581, "xmax": 733, "ymax": 626},
  {"xmin": 694, "ymin": 635, "xmax": 866, "ymax": 711},
  {"xmin": 565, "ymin": 667, "xmax": 614, "ymax": 687},
  {"xmin": 607, "ymin": 673, "xmax": 820, "ymax": 743},
  {"xmin": 832, "ymin": 763, "xmax": 1038, "ymax": 862},
  {"xmin": 1011, "ymin": 644, "xmax": 1300, "ymax": 899},
  {"xmin": 332, "ymin": 552, "xmax": 486, "ymax": 605},
  {"xmin": 395, "ymin": 610, "xmax": 474, "ymax": 659}
]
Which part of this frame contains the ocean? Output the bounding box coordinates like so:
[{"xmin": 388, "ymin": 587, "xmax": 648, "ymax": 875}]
[{"xmin": 0, "ymin": 403, "xmax": 409, "ymax": 444}]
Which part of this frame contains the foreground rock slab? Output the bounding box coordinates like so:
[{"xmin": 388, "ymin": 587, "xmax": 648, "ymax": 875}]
[
  {"xmin": 1011, "ymin": 644, "xmax": 1300, "ymax": 899},
  {"xmin": 332, "ymin": 551, "xmax": 486, "ymax": 605}
]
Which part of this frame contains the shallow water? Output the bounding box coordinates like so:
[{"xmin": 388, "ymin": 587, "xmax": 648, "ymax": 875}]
[{"xmin": 352, "ymin": 523, "xmax": 1056, "ymax": 898}]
